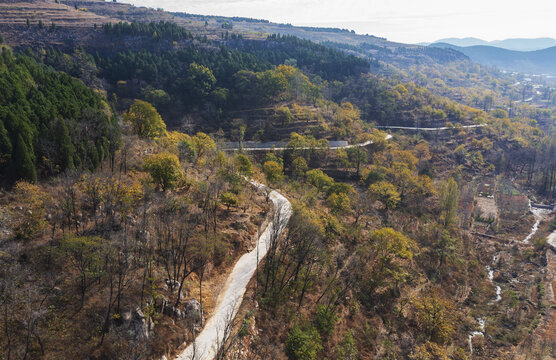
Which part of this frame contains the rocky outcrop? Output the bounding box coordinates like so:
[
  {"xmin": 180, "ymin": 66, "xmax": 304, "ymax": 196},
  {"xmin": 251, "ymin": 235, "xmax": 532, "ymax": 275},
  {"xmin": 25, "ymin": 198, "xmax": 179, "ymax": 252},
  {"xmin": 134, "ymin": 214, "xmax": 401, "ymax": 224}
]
[
  {"xmin": 120, "ymin": 307, "xmax": 155, "ymax": 341},
  {"xmin": 183, "ymin": 298, "xmax": 203, "ymax": 324}
]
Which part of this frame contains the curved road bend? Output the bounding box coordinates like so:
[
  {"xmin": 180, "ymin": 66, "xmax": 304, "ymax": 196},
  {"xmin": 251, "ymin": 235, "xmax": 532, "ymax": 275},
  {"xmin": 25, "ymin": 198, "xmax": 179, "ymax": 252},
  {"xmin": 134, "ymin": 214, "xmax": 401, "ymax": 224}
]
[{"xmin": 176, "ymin": 135, "xmax": 392, "ymax": 360}]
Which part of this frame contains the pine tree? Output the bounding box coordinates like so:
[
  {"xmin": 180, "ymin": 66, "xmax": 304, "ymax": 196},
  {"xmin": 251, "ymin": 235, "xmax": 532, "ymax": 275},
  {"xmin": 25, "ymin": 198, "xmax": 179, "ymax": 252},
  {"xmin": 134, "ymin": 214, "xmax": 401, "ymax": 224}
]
[
  {"xmin": 55, "ymin": 118, "xmax": 75, "ymax": 171},
  {"xmin": 13, "ymin": 134, "xmax": 36, "ymax": 183},
  {"xmin": 0, "ymin": 119, "xmax": 12, "ymax": 169},
  {"xmin": 0, "ymin": 119, "xmax": 12, "ymax": 156}
]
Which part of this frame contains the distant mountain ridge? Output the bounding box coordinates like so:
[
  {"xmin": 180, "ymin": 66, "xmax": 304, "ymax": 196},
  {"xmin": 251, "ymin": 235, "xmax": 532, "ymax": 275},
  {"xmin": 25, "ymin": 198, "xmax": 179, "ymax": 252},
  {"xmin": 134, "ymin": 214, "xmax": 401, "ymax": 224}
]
[
  {"xmin": 432, "ymin": 37, "xmax": 556, "ymax": 51},
  {"xmin": 431, "ymin": 42, "xmax": 556, "ymax": 74}
]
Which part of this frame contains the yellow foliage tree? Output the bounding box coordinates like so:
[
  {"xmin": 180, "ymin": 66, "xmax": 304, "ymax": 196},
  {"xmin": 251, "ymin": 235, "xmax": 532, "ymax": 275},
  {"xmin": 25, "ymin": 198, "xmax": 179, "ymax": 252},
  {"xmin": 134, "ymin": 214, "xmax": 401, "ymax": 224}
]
[
  {"xmin": 409, "ymin": 341, "xmax": 449, "ymax": 360},
  {"xmin": 123, "ymin": 99, "xmax": 166, "ymax": 139},
  {"xmin": 263, "ymin": 160, "xmax": 283, "ymax": 186},
  {"xmin": 143, "ymin": 152, "xmax": 182, "ymax": 191},
  {"xmin": 368, "ymin": 181, "xmax": 400, "ymax": 211},
  {"xmin": 192, "ymin": 132, "xmax": 216, "ymax": 163},
  {"xmin": 412, "ymin": 290, "xmax": 456, "ymax": 344}
]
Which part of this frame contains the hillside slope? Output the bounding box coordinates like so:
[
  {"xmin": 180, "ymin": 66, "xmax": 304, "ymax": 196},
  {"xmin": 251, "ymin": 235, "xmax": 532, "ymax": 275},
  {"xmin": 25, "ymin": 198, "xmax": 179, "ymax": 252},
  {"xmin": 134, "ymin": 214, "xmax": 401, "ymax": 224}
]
[
  {"xmin": 432, "ymin": 37, "xmax": 556, "ymax": 51},
  {"xmin": 432, "ymin": 42, "xmax": 556, "ymax": 74}
]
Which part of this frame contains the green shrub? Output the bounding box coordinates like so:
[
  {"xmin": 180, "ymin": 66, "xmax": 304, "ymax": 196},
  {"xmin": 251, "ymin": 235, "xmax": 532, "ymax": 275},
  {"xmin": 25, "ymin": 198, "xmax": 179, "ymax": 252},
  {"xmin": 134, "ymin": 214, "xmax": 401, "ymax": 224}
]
[
  {"xmin": 220, "ymin": 191, "xmax": 238, "ymax": 210},
  {"xmin": 314, "ymin": 305, "xmax": 337, "ymax": 336},
  {"xmin": 534, "ymin": 236, "xmax": 547, "ymax": 250},
  {"xmin": 336, "ymin": 330, "xmax": 357, "ymax": 360},
  {"xmin": 286, "ymin": 322, "xmax": 323, "ymax": 360}
]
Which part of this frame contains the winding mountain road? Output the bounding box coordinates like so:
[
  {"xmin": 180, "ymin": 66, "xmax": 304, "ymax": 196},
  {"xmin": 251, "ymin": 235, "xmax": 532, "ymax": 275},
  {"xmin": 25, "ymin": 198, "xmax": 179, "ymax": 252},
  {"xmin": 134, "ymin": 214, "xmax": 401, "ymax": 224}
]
[
  {"xmin": 227, "ymin": 135, "xmax": 392, "ymax": 152},
  {"xmin": 176, "ymin": 136, "xmax": 391, "ymax": 360},
  {"xmin": 177, "ymin": 182, "xmax": 292, "ymax": 360},
  {"xmin": 376, "ymin": 124, "xmax": 487, "ymax": 131}
]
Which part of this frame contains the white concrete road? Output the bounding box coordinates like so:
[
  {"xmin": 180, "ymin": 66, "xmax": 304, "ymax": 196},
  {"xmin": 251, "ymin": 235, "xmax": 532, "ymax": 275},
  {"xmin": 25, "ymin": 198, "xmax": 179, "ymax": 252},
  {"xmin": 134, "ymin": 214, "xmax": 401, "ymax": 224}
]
[
  {"xmin": 231, "ymin": 134, "xmax": 392, "ymax": 152},
  {"xmin": 176, "ymin": 181, "xmax": 292, "ymax": 360},
  {"xmin": 376, "ymin": 124, "xmax": 487, "ymax": 131}
]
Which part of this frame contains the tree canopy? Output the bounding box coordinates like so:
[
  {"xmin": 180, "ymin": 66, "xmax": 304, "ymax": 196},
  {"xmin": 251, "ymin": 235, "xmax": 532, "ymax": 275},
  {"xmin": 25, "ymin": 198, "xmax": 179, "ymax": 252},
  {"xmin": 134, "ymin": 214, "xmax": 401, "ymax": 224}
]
[
  {"xmin": 123, "ymin": 99, "xmax": 166, "ymax": 139},
  {"xmin": 0, "ymin": 50, "xmax": 119, "ymax": 183}
]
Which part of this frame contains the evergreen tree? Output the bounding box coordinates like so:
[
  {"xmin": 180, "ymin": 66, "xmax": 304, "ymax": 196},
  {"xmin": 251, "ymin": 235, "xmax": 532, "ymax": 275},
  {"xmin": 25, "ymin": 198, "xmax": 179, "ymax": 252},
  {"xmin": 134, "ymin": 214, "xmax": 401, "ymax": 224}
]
[
  {"xmin": 54, "ymin": 118, "xmax": 75, "ymax": 170},
  {"xmin": 13, "ymin": 134, "xmax": 36, "ymax": 183},
  {"xmin": 0, "ymin": 119, "xmax": 12, "ymax": 166}
]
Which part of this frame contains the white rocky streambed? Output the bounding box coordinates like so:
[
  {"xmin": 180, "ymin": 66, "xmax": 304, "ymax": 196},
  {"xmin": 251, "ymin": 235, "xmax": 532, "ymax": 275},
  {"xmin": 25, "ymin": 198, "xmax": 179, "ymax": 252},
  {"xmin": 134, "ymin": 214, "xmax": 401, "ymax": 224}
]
[
  {"xmin": 176, "ymin": 181, "xmax": 292, "ymax": 360},
  {"xmin": 468, "ymin": 204, "xmax": 550, "ymax": 355}
]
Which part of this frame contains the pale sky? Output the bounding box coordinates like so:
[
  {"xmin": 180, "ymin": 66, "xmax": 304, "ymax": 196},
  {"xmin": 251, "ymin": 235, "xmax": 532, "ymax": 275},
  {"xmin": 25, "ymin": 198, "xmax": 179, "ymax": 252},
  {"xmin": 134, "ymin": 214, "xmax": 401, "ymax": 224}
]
[{"xmin": 120, "ymin": 0, "xmax": 556, "ymax": 43}]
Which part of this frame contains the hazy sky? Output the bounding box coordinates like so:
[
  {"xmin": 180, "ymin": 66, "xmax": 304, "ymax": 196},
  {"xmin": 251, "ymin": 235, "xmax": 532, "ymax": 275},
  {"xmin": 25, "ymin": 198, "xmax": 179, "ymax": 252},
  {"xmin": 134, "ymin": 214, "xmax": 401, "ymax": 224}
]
[{"xmin": 120, "ymin": 0, "xmax": 556, "ymax": 43}]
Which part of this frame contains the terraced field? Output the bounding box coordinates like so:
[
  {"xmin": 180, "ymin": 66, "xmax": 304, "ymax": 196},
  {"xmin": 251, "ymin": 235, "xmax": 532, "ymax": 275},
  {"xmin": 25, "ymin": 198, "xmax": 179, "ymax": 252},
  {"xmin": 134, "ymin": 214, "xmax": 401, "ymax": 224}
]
[{"xmin": 0, "ymin": 0, "xmax": 113, "ymax": 28}]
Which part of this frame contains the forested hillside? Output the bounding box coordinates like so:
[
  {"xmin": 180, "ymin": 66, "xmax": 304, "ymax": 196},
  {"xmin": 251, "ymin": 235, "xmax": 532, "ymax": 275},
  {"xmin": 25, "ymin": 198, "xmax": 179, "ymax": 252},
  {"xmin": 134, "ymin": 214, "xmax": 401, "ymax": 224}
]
[
  {"xmin": 0, "ymin": 50, "xmax": 119, "ymax": 184},
  {"xmin": 1, "ymin": 2, "xmax": 556, "ymax": 360}
]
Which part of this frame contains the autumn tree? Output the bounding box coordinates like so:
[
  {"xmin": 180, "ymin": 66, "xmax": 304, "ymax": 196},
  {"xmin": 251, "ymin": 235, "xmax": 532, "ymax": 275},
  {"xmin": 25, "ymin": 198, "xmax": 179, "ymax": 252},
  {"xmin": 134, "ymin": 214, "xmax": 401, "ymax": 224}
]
[
  {"xmin": 414, "ymin": 141, "xmax": 432, "ymax": 174},
  {"xmin": 123, "ymin": 99, "xmax": 166, "ymax": 139},
  {"xmin": 368, "ymin": 181, "xmax": 400, "ymax": 211},
  {"xmin": 412, "ymin": 290, "xmax": 456, "ymax": 344},
  {"xmin": 438, "ymin": 178, "xmax": 459, "ymax": 228},
  {"xmin": 220, "ymin": 191, "xmax": 238, "ymax": 210},
  {"xmin": 234, "ymin": 154, "xmax": 253, "ymax": 176},
  {"xmin": 359, "ymin": 228, "xmax": 417, "ymax": 304},
  {"xmin": 410, "ymin": 341, "xmax": 449, "ymax": 360},
  {"xmin": 326, "ymin": 193, "xmax": 351, "ymax": 215},
  {"xmin": 263, "ymin": 160, "xmax": 284, "ymax": 186},
  {"xmin": 274, "ymin": 105, "xmax": 293, "ymax": 125},
  {"xmin": 143, "ymin": 152, "xmax": 182, "ymax": 191},
  {"xmin": 291, "ymin": 156, "xmax": 308, "ymax": 180},
  {"xmin": 306, "ymin": 169, "xmax": 333, "ymax": 192},
  {"xmin": 79, "ymin": 174, "xmax": 104, "ymax": 228},
  {"xmin": 347, "ymin": 146, "xmax": 367, "ymax": 177},
  {"xmin": 192, "ymin": 132, "xmax": 216, "ymax": 163},
  {"xmin": 153, "ymin": 198, "xmax": 198, "ymax": 307},
  {"xmin": 260, "ymin": 203, "xmax": 323, "ymax": 308}
]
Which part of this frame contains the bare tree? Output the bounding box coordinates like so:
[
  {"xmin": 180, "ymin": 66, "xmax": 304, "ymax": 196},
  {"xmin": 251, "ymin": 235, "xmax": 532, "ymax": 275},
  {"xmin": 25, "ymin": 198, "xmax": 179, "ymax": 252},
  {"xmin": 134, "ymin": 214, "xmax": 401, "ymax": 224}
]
[
  {"xmin": 60, "ymin": 172, "xmax": 80, "ymax": 235},
  {"xmin": 153, "ymin": 197, "xmax": 200, "ymax": 308},
  {"xmin": 215, "ymin": 298, "xmax": 240, "ymax": 360},
  {"xmin": 261, "ymin": 202, "xmax": 289, "ymax": 297},
  {"xmin": 0, "ymin": 261, "xmax": 17, "ymax": 360}
]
